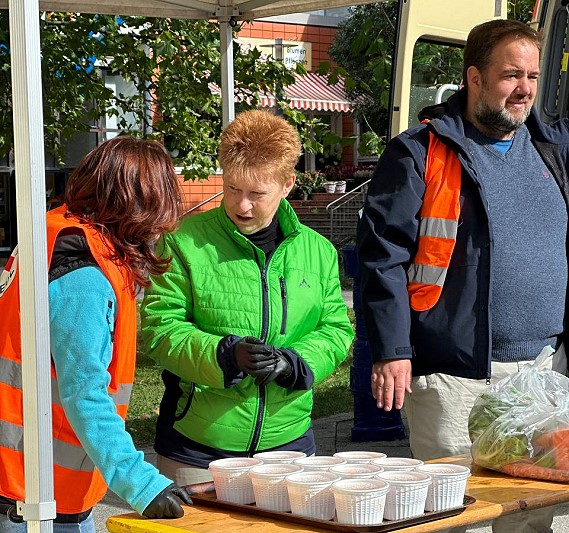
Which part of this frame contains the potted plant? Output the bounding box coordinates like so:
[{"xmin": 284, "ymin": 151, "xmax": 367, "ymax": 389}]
[
  {"xmin": 323, "ymin": 164, "xmax": 346, "ymax": 193},
  {"xmin": 293, "ymin": 170, "xmax": 325, "ymax": 200},
  {"xmin": 323, "ymin": 181, "xmax": 336, "ymax": 193},
  {"xmin": 353, "ymin": 166, "xmax": 375, "ymax": 186}
]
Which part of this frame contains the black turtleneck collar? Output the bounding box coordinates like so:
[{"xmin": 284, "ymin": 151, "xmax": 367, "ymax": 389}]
[{"xmin": 244, "ymin": 215, "xmax": 283, "ymax": 260}]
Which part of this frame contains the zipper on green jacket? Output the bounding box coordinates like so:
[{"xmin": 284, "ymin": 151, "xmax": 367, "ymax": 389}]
[
  {"xmin": 248, "ymin": 385, "xmax": 266, "ymax": 456},
  {"xmin": 249, "ymin": 249, "xmax": 270, "ymax": 454},
  {"xmin": 260, "ymin": 268, "xmax": 269, "ymax": 341}
]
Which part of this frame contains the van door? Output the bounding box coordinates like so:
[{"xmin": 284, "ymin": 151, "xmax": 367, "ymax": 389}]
[
  {"xmin": 389, "ymin": 0, "xmax": 508, "ymax": 138},
  {"xmin": 532, "ymin": 0, "xmax": 569, "ymax": 122}
]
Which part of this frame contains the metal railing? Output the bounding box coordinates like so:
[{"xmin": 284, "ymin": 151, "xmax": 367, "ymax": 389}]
[
  {"xmin": 326, "ymin": 179, "xmax": 370, "ymax": 244},
  {"xmin": 180, "ymin": 190, "xmax": 223, "ymax": 218}
]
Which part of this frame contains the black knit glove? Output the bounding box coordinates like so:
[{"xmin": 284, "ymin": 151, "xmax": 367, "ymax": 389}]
[
  {"xmin": 232, "ymin": 336, "xmax": 278, "ymax": 376},
  {"xmin": 142, "ymin": 483, "xmax": 193, "ymax": 519},
  {"xmin": 253, "ymin": 347, "xmax": 293, "ymax": 387}
]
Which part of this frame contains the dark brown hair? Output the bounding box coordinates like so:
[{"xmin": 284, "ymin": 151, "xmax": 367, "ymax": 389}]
[
  {"xmin": 462, "ymin": 19, "xmax": 542, "ymax": 88},
  {"xmin": 64, "ymin": 136, "xmax": 181, "ymax": 289}
]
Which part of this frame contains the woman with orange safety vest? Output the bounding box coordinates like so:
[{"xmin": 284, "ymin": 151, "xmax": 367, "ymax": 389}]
[{"xmin": 0, "ymin": 137, "xmax": 192, "ymax": 533}]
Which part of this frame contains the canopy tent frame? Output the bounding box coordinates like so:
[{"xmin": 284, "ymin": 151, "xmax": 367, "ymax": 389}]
[
  {"xmin": 8, "ymin": 3, "xmax": 55, "ymax": 533},
  {"xmin": 3, "ymin": 1, "xmax": 376, "ymax": 532},
  {"xmin": 0, "ymin": 0, "xmax": 377, "ymax": 19}
]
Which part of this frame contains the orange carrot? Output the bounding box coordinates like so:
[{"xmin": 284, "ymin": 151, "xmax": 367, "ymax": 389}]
[
  {"xmin": 502, "ymin": 460, "xmax": 569, "ymax": 482},
  {"xmin": 533, "ymin": 429, "xmax": 569, "ymax": 470}
]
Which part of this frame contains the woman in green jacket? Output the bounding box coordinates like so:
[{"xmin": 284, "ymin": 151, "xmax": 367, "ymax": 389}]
[{"xmin": 140, "ymin": 110, "xmax": 354, "ymax": 486}]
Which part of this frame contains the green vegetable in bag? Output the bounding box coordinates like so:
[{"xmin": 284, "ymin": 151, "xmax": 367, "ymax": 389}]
[
  {"xmin": 468, "ymin": 386, "xmax": 530, "ymax": 442},
  {"xmin": 470, "ymin": 410, "xmax": 531, "ymax": 469}
]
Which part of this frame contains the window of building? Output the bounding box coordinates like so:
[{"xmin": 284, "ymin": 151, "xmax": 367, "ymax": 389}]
[{"xmin": 62, "ymin": 69, "xmax": 141, "ymax": 167}]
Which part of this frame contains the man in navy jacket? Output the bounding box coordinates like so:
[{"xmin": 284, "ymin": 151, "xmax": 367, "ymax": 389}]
[{"xmin": 357, "ymin": 19, "xmax": 569, "ymax": 533}]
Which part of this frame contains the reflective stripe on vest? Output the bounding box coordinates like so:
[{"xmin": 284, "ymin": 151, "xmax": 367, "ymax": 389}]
[
  {"xmin": 0, "ymin": 357, "xmax": 132, "ymax": 410},
  {"xmin": 407, "ymin": 131, "xmax": 461, "ymax": 311},
  {"xmin": 0, "ymin": 419, "xmax": 95, "ymax": 472},
  {"xmin": 0, "ymin": 206, "xmax": 137, "ymax": 513}
]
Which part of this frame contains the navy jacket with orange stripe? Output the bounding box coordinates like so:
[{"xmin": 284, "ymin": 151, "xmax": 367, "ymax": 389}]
[{"xmin": 356, "ymin": 89, "xmax": 569, "ymax": 379}]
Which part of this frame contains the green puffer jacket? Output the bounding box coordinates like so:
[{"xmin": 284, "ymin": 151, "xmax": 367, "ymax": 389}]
[{"xmin": 141, "ymin": 199, "xmax": 354, "ymax": 452}]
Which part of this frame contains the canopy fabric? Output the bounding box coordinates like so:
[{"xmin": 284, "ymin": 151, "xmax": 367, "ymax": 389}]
[
  {"xmin": 261, "ymin": 71, "xmax": 351, "ymax": 112},
  {"xmin": 0, "ymin": 0, "xmax": 376, "ymax": 20}
]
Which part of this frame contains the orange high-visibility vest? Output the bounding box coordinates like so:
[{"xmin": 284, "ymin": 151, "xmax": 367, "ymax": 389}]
[
  {"xmin": 407, "ymin": 131, "xmax": 462, "ymax": 311},
  {"xmin": 0, "ymin": 205, "xmax": 137, "ymax": 513}
]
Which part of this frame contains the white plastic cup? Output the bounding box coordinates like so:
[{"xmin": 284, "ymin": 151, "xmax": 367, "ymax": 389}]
[
  {"xmin": 415, "ymin": 463, "xmax": 471, "ymax": 511},
  {"xmin": 333, "ymin": 451, "xmax": 387, "ymax": 464},
  {"xmin": 208, "ymin": 457, "xmax": 261, "ymax": 504},
  {"xmin": 331, "ymin": 478, "xmax": 390, "ymax": 525},
  {"xmin": 376, "ymin": 471, "xmax": 432, "ymax": 520},
  {"xmin": 286, "ymin": 471, "xmax": 340, "ymax": 520},
  {"xmin": 249, "ymin": 463, "xmax": 303, "ymax": 512},
  {"xmin": 370, "ymin": 456, "xmax": 424, "ymax": 471},
  {"xmin": 292, "ymin": 455, "xmax": 347, "ymax": 471},
  {"xmin": 252, "ymin": 451, "xmax": 307, "ymax": 464},
  {"xmin": 328, "ymin": 463, "xmax": 384, "ymax": 479}
]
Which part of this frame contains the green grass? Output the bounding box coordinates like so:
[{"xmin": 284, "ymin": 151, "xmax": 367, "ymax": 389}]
[
  {"xmin": 125, "ymin": 353, "xmax": 163, "ymax": 447},
  {"xmin": 126, "ymin": 308, "xmax": 355, "ymax": 448}
]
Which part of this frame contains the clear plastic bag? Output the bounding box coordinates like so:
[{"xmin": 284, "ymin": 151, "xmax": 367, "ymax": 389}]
[{"xmin": 468, "ymin": 347, "xmax": 569, "ymax": 482}]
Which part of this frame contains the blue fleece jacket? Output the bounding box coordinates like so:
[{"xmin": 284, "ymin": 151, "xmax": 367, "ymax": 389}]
[{"xmin": 48, "ymin": 266, "xmax": 171, "ymax": 514}]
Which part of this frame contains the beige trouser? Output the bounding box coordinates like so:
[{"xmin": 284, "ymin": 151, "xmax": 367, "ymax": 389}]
[
  {"xmin": 404, "ymin": 344, "xmax": 567, "ymax": 533},
  {"xmin": 157, "ymin": 454, "xmax": 213, "ymax": 487}
]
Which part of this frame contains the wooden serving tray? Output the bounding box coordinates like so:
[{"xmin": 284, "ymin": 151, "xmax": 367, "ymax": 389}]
[{"xmin": 188, "ymin": 489, "xmax": 475, "ymax": 533}]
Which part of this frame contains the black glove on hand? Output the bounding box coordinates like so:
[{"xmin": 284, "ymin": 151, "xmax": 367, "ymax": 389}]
[
  {"xmin": 233, "ymin": 336, "xmax": 278, "ymax": 376},
  {"xmin": 143, "ymin": 483, "xmax": 193, "ymax": 519},
  {"xmin": 254, "ymin": 349, "xmax": 293, "ymax": 387}
]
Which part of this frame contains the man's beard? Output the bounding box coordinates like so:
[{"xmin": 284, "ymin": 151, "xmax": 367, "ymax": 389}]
[{"xmin": 474, "ymin": 99, "xmax": 529, "ymax": 134}]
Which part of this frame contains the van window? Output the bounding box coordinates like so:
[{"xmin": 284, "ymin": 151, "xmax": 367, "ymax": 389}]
[{"xmin": 408, "ymin": 41, "xmax": 463, "ymax": 129}]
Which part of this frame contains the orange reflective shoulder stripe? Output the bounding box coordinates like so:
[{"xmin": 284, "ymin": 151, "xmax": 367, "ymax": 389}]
[{"xmin": 407, "ymin": 131, "xmax": 461, "ymax": 311}]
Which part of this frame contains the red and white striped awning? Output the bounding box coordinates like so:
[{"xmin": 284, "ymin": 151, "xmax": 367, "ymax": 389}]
[
  {"xmin": 210, "ymin": 71, "xmax": 352, "ymax": 113},
  {"xmin": 260, "ymin": 71, "xmax": 351, "ymax": 112}
]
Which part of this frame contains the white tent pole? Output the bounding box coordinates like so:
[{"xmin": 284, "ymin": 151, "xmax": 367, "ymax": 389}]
[
  {"xmin": 8, "ymin": 1, "xmax": 56, "ymax": 531},
  {"xmin": 219, "ymin": 19, "xmax": 235, "ymax": 128}
]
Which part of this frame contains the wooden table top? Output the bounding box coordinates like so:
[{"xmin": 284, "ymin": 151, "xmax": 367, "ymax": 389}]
[{"xmin": 105, "ymin": 455, "xmax": 569, "ymax": 533}]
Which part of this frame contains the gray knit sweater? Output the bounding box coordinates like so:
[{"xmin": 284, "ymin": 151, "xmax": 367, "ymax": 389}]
[{"xmin": 464, "ymin": 123, "xmax": 567, "ymax": 362}]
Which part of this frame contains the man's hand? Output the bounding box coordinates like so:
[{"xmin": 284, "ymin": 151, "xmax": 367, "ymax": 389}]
[
  {"xmin": 233, "ymin": 336, "xmax": 277, "ymax": 375},
  {"xmin": 371, "ymin": 359, "xmax": 412, "ymax": 411},
  {"xmin": 142, "ymin": 483, "xmax": 193, "ymax": 519}
]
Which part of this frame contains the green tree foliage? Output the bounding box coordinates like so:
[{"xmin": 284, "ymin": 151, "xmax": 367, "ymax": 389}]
[
  {"xmin": 326, "ymin": 1, "xmax": 398, "ymax": 144},
  {"xmin": 0, "ymin": 13, "xmax": 323, "ymax": 179},
  {"xmin": 0, "ymin": 14, "xmax": 11, "ymax": 160},
  {"xmin": 509, "ymin": 0, "xmax": 536, "ymax": 23}
]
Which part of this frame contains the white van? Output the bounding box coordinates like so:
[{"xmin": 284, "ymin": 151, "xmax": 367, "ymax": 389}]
[{"xmin": 531, "ymin": 0, "xmax": 569, "ymax": 123}]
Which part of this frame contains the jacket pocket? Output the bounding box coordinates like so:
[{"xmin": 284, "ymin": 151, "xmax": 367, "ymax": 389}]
[
  {"xmin": 174, "ymin": 381, "xmax": 195, "ymax": 421},
  {"xmin": 279, "ymin": 276, "xmax": 288, "ymax": 335}
]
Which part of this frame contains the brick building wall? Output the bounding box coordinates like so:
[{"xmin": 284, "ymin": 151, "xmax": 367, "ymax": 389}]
[
  {"xmin": 178, "ymin": 175, "xmax": 223, "ymax": 215},
  {"xmin": 239, "ymin": 20, "xmax": 336, "ymax": 66}
]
